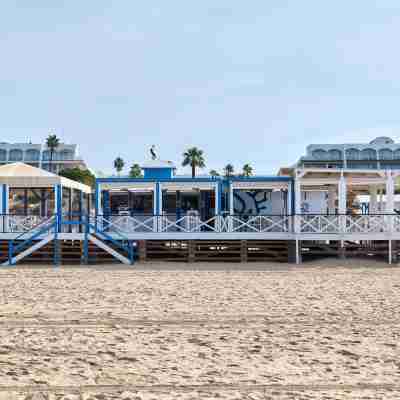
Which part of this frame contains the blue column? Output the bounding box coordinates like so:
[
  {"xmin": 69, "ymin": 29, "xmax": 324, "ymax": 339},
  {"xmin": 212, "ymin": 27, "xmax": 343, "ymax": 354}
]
[
  {"xmin": 54, "ymin": 184, "xmax": 62, "ymax": 233},
  {"xmin": 2, "ymin": 184, "xmax": 9, "ymax": 214},
  {"xmin": 95, "ymin": 182, "xmax": 101, "ymax": 216},
  {"xmin": 2, "ymin": 184, "xmax": 9, "ymax": 233},
  {"xmin": 215, "ymin": 182, "xmax": 220, "ymax": 215},
  {"xmin": 156, "ymin": 182, "xmax": 162, "ymax": 215}
]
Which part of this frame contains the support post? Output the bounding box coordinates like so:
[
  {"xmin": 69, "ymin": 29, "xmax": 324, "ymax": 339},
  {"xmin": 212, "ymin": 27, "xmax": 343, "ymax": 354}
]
[
  {"xmin": 2, "ymin": 184, "xmax": 9, "ymax": 233},
  {"xmin": 153, "ymin": 183, "xmax": 158, "ymax": 232},
  {"xmin": 295, "ymin": 239, "xmax": 301, "ymax": 265},
  {"xmin": 370, "ymin": 186, "xmax": 378, "ymax": 214},
  {"xmin": 338, "ymin": 175, "xmax": 347, "ymax": 233},
  {"xmin": 214, "ymin": 182, "xmax": 219, "ymax": 216},
  {"xmin": 214, "ymin": 182, "xmax": 220, "ymax": 232},
  {"xmin": 386, "ymin": 172, "xmax": 395, "ymax": 235},
  {"xmin": 228, "ymin": 181, "xmax": 234, "ymax": 232},
  {"xmin": 294, "ymin": 179, "xmax": 301, "ymax": 233},
  {"xmin": 339, "ymin": 240, "xmax": 345, "ymax": 260},
  {"xmin": 54, "ymin": 184, "xmax": 62, "ymax": 233},
  {"xmin": 389, "ymin": 240, "xmax": 392, "ymax": 265},
  {"xmin": 158, "ymin": 183, "xmax": 163, "ymax": 215},
  {"xmin": 385, "ymin": 173, "xmax": 395, "ymax": 213},
  {"xmin": 95, "ymin": 183, "xmax": 102, "ymax": 233},
  {"xmin": 83, "ymin": 214, "xmax": 89, "ymax": 264},
  {"xmin": 327, "ymin": 186, "xmax": 336, "ymax": 214},
  {"xmin": 54, "ymin": 216, "xmax": 60, "ymax": 267}
]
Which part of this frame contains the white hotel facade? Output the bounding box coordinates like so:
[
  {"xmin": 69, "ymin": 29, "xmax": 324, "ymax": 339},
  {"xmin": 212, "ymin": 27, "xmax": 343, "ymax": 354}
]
[{"xmin": 0, "ymin": 142, "xmax": 86, "ymax": 173}]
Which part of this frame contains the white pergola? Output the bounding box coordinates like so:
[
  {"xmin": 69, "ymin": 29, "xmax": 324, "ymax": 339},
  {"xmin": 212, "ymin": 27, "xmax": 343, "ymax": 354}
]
[{"xmin": 294, "ymin": 168, "xmax": 397, "ymax": 215}]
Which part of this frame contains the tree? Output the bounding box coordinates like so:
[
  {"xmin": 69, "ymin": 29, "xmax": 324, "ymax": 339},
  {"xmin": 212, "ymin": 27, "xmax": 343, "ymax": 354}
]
[
  {"xmin": 209, "ymin": 169, "xmax": 220, "ymax": 177},
  {"xmin": 113, "ymin": 157, "xmax": 125, "ymax": 176},
  {"xmin": 46, "ymin": 134, "xmax": 60, "ymax": 173},
  {"xmin": 182, "ymin": 147, "xmax": 206, "ymax": 178},
  {"xmin": 129, "ymin": 163, "xmax": 143, "ymax": 178},
  {"xmin": 223, "ymin": 163, "xmax": 234, "ymax": 177},
  {"xmin": 242, "ymin": 163, "xmax": 253, "ymax": 177},
  {"xmin": 59, "ymin": 168, "xmax": 96, "ymax": 187}
]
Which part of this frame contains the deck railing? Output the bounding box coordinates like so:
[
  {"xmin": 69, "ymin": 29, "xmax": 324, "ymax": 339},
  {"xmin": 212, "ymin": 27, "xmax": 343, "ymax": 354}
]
[{"xmin": 0, "ymin": 213, "xmax": 398, "ymax": 235}]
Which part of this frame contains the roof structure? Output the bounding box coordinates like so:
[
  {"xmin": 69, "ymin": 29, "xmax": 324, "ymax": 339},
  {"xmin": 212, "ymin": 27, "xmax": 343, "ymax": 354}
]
[{"xmin": 0, "ymin": 162, "xmax": 92, "ymax": 193}]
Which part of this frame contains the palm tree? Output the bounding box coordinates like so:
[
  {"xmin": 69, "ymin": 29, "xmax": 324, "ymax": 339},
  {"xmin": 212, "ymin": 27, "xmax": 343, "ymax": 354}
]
[
  {"xmin": 182, "ymin": 147, "xmax": 206, "ymax": 178},
  {"xmin": 45, "ymin": 134, "xmax": 60, "ymax": 173},
  {"xmin": 209, "ymin": 169, "xmax": 220, "ymax": 177},
  {"xmin": 129, "ymin": 163, "xmax": 142, "ymax": 178},
  {"xmin": 223, "ymin": 163, "xmax": 234, "ymax": 177},
  {"xmin": 113, "ymin": 157, "xmax": 125, "ymax": 177},
  {"xmin": 242, "ymin": 163, "xmax": 253, "ymax": 177}
]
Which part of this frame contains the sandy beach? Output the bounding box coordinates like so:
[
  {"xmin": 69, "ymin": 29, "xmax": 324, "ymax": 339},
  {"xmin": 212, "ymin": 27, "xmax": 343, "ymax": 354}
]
[{"xmin": 0, "ymin": 260, "xmax": 400, "ymax": 399}]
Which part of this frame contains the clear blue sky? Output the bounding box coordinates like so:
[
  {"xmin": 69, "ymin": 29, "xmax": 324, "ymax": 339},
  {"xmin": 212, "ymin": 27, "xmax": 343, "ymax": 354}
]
[{"xmin": 1, "ymin": 1, "xmax": 400, "ymax": 175}]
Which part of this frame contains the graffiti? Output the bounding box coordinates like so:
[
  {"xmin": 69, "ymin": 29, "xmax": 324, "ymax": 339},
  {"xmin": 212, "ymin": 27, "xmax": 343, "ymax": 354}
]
[{"xmin": 233, "ymin": 190, "xmax": 271, "ymax": 215}]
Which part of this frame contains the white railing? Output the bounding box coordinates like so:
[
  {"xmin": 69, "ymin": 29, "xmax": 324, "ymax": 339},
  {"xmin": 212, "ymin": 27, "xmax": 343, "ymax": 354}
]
[
  {"xmin": 159, "ymin": 215, "xmax": 221, "ymax": 233},
  {"xmin": 224, "ymin": 215, "xmax": 290, "ymax": 233},
  {"xmin": 345, "ymin": 215, "xmax": 388, "ymax": 233},
  {"xmin": 299, "ymin": 215, "xmax": 340, "ymax": 233},
  {"xmin": 86, "ymin": 214, "xmax": 400, "ymax": 236},
  {"xmin": 393, "ymin": 215, "xmax": 400, "ymax": 233},
  {"xmin": 104, "ymin": 215, "xmax": 158, "ymax": 233},
  {"xmin": 8, "ymin": 215, "xmax": 51, "ymax": 233}
]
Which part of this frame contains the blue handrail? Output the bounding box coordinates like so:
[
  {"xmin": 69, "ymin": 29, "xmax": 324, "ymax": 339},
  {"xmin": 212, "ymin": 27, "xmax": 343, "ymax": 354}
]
[
  {"xmin": 88, "ymin": 223, "xmax": 135, "ymax": 264},
  {"xmin": 8, "ymin": 217, "xmax": 56, "ymax": 265}
]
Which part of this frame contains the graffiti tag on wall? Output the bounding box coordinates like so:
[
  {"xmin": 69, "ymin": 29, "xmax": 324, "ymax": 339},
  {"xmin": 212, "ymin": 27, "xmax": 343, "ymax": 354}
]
[{"xmin": 233, "ymin": 190, "xmax": 272, "ymax": 215}]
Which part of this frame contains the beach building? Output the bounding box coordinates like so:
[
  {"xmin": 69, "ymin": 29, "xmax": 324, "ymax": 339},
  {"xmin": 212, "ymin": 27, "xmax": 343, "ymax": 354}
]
[
  {"xmin": 0, "ymin": 142, "xmax": 86, "ymax": 173},
  {"xmin": 2, "ymin": 138, "xmax": 400, "ymax": 266}
]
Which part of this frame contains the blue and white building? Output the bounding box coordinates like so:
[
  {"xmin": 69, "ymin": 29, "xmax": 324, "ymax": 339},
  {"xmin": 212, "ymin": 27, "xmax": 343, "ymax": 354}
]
[{"xmin": 95, "ymin": 160, "xmax": 293, "ymax": 239}]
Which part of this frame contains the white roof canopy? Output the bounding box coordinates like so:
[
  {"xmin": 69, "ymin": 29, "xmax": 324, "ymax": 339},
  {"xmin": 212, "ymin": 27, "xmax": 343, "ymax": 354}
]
[{"xmin": 0, "ymin": 163, "xmax": 92, "ymax": 193}]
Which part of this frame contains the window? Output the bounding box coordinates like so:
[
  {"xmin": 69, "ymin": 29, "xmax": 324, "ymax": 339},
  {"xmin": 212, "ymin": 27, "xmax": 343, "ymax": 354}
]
[
  {"xmin": 0, "ymin": 150, "xmax": 6, "ymax": 161},
  {"xmin": 42, "ymin": 150, "xmax": 50, "ymax": 161},
  {"xmin": 360, "ymin": 148, "xmax": 377, "ymax": 160},
  {"xmin": 393, "ymin": 149, "xmax": 400, "ymax": 160},
  {"xmin": 312, "ymin": 149, "xmax": 327, "ymax": 160},
  {"xmin": 345, "ymin": 148, "xmax": 360, "ymax": 160},
  {"xmin": 9, "ymin": 149, "xmax": 23, "ymax": 161},
  {"xmin": 327, "ymin": 149, "xmax": 342, "ymax": 160},
  {"xmin": 59, "ymin": 150, "xmax": 74, "ymax": 160},
  {"xmin": 25, "ymin": 149, "xmax": 40, "ymax": 161},
  {"xmin": 378, "ymin": 148, "xmax": 393, "ymax": 160}
]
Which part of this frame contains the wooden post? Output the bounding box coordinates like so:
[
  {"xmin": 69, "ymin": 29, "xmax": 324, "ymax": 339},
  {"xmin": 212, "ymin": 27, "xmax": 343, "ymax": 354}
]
[
  {"xmin": 339, "ymin": 240, "xmax": 346, "ymax": 260},
  {"xmin": 138, "ymin": 240, "xmax": 147, "ymax": 262},
  {"xmin": 240, "ymin": 240, "xmax": 247, "ymax": 263},
  {"xmin": 188, "ymin": 241, "xmax": 195, "ymax": 263}
]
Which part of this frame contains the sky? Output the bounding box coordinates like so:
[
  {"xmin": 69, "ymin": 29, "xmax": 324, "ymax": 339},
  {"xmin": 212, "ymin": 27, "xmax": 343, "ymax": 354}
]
[{"xmin": 1, "ymin": 1, "xmax": 400, "ymax": 176}]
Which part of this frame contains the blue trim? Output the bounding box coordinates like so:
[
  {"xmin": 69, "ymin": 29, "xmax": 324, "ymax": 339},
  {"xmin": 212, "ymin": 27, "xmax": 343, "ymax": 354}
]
[
  {"xmin": 155, "ymin": 182, "xmax": 161, "ymax": 214},
  {"xmin": 95, "ymin": 182, "xmax": 100, "ymax": 216},
  {"xmin": 54, "ymin": 218, "xmax": 59, "ymax": 267},
  {"xmin": 97, "ymin": 177, "xmax": 221, "ymax": 183},
  {"xmin": 83, "ymin": 215, "xmax": 89, "ymax": 264},
  {"xmin": 55, "ymin": 185, "xmax": 62, "ymax": 233},
  {"xmin": 89, "ymin": 223, "xmax": 132, "ymax": 257},
  {"xmin": 96, "ymin": 176, "xmax": 292, "ymax": 183},
  {"xmin": 2, "ymin": 184, "xmax": 7, "ymax": 214}
]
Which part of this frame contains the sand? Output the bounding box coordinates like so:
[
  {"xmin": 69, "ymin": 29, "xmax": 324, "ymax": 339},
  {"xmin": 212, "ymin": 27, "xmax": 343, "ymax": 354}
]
[{"xmin": 0, "ymin": 260, "xmax": 400, "ymax": 399}]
